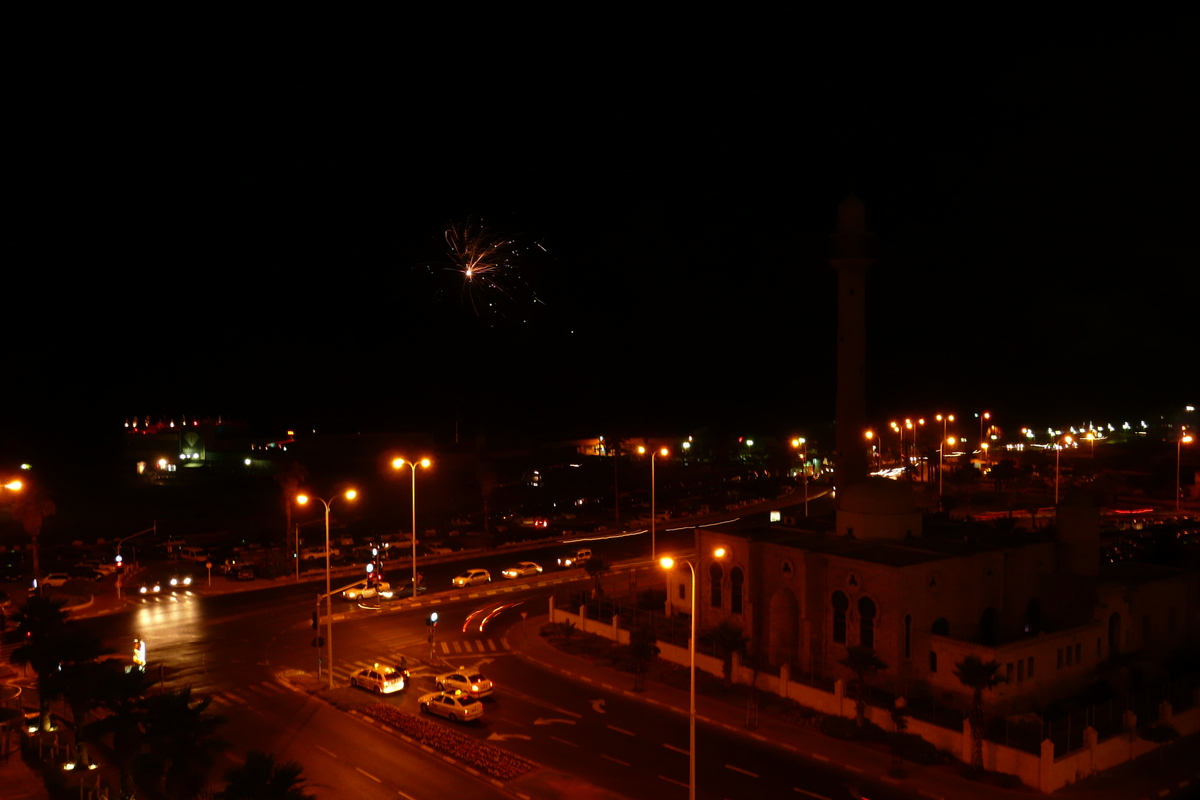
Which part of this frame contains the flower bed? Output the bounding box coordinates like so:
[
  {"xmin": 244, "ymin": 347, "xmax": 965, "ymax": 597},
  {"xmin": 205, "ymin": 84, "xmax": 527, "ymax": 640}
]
[{"xmin": 362, "ymin": 704, "xmax": 536, "ymax": 780}]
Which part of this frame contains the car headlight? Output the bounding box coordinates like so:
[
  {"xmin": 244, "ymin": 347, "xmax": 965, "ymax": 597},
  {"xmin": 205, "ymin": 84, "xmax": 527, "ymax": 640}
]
[
  {"xmin": 139, "ymin": 586, "xmax": 147, "ymax": 594},
  {"xmin": 170, "ymin": 578, "xmax": 178, "ymax": 586}
]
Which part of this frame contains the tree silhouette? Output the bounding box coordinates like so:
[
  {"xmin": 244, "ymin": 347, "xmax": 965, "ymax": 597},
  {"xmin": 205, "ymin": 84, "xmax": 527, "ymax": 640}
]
[
  {"xmin": 838, "ymin": 645, "xmax": 889, "ymax": 727},
  {"xmin": 218, "ymin": 750, "xmax": 315, "ymax": 799},
  {"xmin": 703, "ymin": 620, "xmax": 750, "ymax": 684},
  {"xmin": 9, "ymin": 595, "xmax": 72, "ymax": 731},
  {"xmin": 583, "ymin": 556, "xmax": 608, "ymax": 596},
  {"xmin": 954, "ymin": 655, "xmax": 1005, "ymax": 770}
]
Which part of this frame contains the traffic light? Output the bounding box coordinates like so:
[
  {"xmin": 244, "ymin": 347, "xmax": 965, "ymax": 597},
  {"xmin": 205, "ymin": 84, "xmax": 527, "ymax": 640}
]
[
  {"xmin": 426, "ymin": 612, "xmax": 438, "ymax": 628},
  {"xmin": 312, "ymin": 610, "xmax": 319, "ymax": 630}
]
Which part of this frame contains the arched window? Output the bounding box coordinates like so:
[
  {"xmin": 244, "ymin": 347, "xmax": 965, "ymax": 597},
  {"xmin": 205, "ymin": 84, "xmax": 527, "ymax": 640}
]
[
  {"xmin": 859, "ymin": 597, "xmax": 877, "ymax": 649},
  {"xmin": 832, "ymin": 591, "xmax": 849, "ymax": 644},
  {"xmin": 904, "ymin": 614, "xmax": 912, "ymax": 659},
  {"xmin": 709, "ymin": 563, "xmax": 724, "ymax": 609},
  {"xmin": 929, "ymin": 650, "xmax": 938, "ymax": 673},
  {"xmin": 931, "ymin": 617, "xmax": 949, "ymax": 637},
  {"xmin": 730, "ymin": 567, "xmax": 744, "ymax": 615}
]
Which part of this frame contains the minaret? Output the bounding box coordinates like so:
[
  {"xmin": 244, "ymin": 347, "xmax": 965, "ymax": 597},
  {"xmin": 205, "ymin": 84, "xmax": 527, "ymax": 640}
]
[{"xmin": 831, "ymin": 194, "xmax": 874, "ymax": 486}]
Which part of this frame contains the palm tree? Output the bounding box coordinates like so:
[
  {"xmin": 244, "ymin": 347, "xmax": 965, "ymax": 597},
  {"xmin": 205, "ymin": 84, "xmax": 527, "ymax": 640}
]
[
  {"xmin": 953, "ymin": 654, "xmax": 1005, "ymax": 770},
  {"xmin": 218, "ymin": 750, "xmax": 315, "ymax": 800},
  {"xmin": 9, "ymin": 595, "xmax": 72, "ymax": 731},
  {"xmin": 703, "ymin": 620, "xmax": 750, "ymax": 684},
  {"xmin": 276, "ymin": 461, "xmax": 308, "ymax": 548},
  {"xmin": 4, "ymin": 483, "xmax": 56, "ymax": 588},
  {"xmin": 838, "ymin": 645, "xmax": 889, "ymax": 727},
  {"xmin": 44, "ymin": 630, "xmax": 115, "ymax": 766},
  {"xmin": 86, "ymin": 665, "xmax": 156, "ymax": 800},
  {"xmin": 137, "ymin": 687, "xmax": 228, "ymax": 800}
]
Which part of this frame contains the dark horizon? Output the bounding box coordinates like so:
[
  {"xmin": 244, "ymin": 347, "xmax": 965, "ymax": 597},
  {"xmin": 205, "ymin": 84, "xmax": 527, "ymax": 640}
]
[{"xmin": 7, "ymin": 22, "xmax": 1195, "ymax": 454}]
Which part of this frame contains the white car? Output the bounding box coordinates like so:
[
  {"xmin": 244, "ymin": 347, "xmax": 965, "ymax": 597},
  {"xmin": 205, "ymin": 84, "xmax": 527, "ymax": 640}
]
[
  {"xmin": 40, "ymin": 573, "xmax": 72, "ymax": 587},
  {"xmin": 343, "ymin": 581, "xmax": 390, "ymax": 601},
  {"xmin": 452, "ymin": 570, "xmax": 491, "ymax": 588},
  {"xmin": 418, "ymin": 691, "xmax": 484, "ymax": 722},
  {"xmin": 501, "ymin": 562, "xmax": 542, "ymax": 579},
  {"xmin": 435, "ymin": 668, "xmax": 494, "ymax": 699},
  {"xmin": 350, "ymin": 663, "xmax": 408, "ymax": 694}
]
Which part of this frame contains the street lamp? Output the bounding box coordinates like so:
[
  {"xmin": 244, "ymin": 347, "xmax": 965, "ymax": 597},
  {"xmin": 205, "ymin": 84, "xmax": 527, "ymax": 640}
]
[
  {"xmin": 660, "ymin": 546, "xmax": 726, "ymax": 800},
  {"xmin": 865, "ymin": 430, "xmax": 878, "ymax": 471},
  {"xmin": 935, "ymin": 414, "xmax": 954, "ymax": 495},
  {"xmin": 392, "ymin": 457, "xmax": 431, "ymax": 595},
  {"xmin": 791, "ymin": 438, "xmax": 808, "ymax": 516},
  {"xmin": 1055, "ymin": 435, "xmax": 1073, "ymax": 505},
  {"xmin": 296, "ymin": 488, "xmax": 357, "ymax": 689},
  {"xmin": 1178, "ymin": 432, "xmax": 1194, "ymax": 511},
  {"xmin": 638, "ymin": 446, "xmax": 669, "ymax": 559}
]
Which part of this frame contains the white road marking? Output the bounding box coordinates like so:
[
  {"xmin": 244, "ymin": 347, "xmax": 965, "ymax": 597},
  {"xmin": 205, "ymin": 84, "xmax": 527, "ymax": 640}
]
[
  {"xmin": 726, "ymin": 765, "xmax": 758, "ymax": 778},
  {"xmin": 663, "ymin": 743, "xmax": 689, "ymax": 755},
  {"xmin": 315, "ymin": 746, "xmax": 337, "ymax": 759},
  {"xmin": 794, "ymin": 790, "xmax": 831, "ymax": 800},
  {"xmin": 602, "ymin": 754, "xmax": 631, "ymax": 766},
  {"xmin": 607, "ymin": 725, "xmax": 635, "ymax": 736},
  {"xmin": 659, "ymin": 775, "xmax": 689, "ymax": 788},
  {"xmin": 549, "ymin": 735, "xmax": 578, "ymax": 747},
  {"xmin": 356, "ymin": 767, "xmax": 381, "ymax": 782}
]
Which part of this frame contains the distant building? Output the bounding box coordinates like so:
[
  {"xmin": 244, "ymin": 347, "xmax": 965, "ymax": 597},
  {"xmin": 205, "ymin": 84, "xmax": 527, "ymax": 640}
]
[{"xmin": 668, "ymin": 481, "xmax": 1196, "ymax": 714}]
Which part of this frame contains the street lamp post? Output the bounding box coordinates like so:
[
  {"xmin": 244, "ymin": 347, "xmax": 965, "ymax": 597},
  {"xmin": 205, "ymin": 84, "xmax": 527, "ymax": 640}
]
[
  {"xmin": 1055, "ymin": 436, "xmax": 1073, "ymax": 505},
  {"xmin": 660, "ymin": 546, "xmax": 726, "ymax": 800},
  {"xmin": 936, "ymin": 414, "xmax": 954, "ymax": 495},
  {"xmin": 296, "ymin": 489, "xmax": 357, "ymax": 690},
  {"xmin": 639, "ymin": 446, "xmax": 669, "ymax": 559},
  {"xmin": 393, "ymin": 458, "xmax": 431, "ymax": 594},
  {"xmin": 791, "ymin": 438, "xmax": 808, "ymax": 516},
  {"xmin": 1178, "ymin": 432, "xmax": 1194, "ymax": 511}
]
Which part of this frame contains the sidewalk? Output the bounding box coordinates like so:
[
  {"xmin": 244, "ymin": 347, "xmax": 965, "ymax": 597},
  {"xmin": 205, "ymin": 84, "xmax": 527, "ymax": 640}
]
[{"xmin": 516, "ymin": 613, "xmax": 1200, "ymax": 800}]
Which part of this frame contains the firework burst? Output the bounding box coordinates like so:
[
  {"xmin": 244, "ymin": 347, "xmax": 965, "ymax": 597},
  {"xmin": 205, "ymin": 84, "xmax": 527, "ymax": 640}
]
[{"xmin": 444, "ymin": 218, "xmax": 544, "ymax": 320}]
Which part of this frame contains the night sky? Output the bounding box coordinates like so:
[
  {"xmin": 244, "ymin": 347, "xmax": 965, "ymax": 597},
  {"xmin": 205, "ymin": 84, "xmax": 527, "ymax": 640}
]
[{"xmin": 8, "ymin": 20, "xmax": 1196, "ymax": 453}]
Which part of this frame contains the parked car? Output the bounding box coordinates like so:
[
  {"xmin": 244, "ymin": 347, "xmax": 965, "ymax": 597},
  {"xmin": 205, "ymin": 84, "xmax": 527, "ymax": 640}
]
[
  {"xmin": 435, "ymin": 668, "xmax": 494, "ymax": 699},
  {"xmin": 40, "ymin": 573, "xmax": 72, "ymax": 587},
  {"xmin": 381, "ymin": 581, "xmax": 426, "ymax": 599},
  {"xmin": 424, "ymin": 544, "xmax": 453, "ymax": 556},
  {"xmin": 343, "ymin": 582, "xmax": 389, "ymax": 601},
  {"xmin": 350, "ymin": 663, "xmax": 408, "ymax": 694},
  {"xmin": 452, "ymin": 569, "xmax": 491, "ymax": 588},
  {"xmin": 557, "ymin": 548, "xmax": 592, "ymax": 568},
  {"xmin": 501, "ymin": 562, "xmax": 542, "ymax": 579},
  {"xmin": 418, "ymin": 690, "xmax": 484, "ymax": 722},
  {"xmin": 67, "ymin": 565, "xmax": 106, "ymax": 581},
  {"xmin": 235, "ymin": 565, "xmax": 255, "ymax": 581}
]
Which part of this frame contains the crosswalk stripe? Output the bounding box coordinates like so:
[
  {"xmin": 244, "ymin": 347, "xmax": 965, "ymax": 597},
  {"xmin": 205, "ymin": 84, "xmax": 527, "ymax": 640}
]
[
  {"xmin": 440, "ymin": 642, "xmax": 450, "ymax": 654},
  {"xmin": 224, "ymin": 692, "xmax": 249, "ymax": 705},
  {"xmin": 256, "ymin": 682, "xmax": 285, "ymax": 694},
  {"xmin": 210, "ymin": 695, "xmax": 232, "ymax": 706},
  {"xmin": 452, "ymin": 641, "xmax": 462, "ymax": 654},
  {"xmin": 487, "ymin": 640, "xmax": 497, "ymax": 651}
]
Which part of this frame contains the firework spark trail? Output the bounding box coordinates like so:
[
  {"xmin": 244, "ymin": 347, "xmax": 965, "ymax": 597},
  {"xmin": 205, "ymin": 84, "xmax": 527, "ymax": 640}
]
[{"xmin": 444, "ymin": 219, "xmax": 540, "ymax": 318}]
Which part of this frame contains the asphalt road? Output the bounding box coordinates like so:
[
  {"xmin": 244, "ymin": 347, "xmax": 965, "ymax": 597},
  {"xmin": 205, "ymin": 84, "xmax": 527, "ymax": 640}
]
[{"xmin": 61, "ymin": 533, "xmax": 913, "ymax": 800}]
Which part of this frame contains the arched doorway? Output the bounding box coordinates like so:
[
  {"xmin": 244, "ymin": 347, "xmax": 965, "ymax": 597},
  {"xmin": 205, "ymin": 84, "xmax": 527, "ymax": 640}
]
[
  {"xmin": 768, "ymin": 589, "xmax": 800, "ymax": 667},
  {"xmin": 931, "ymin": 617, "xmax": 949, "ymax": 637},
  {"xmin": 858, "ymin": 597, "xmax": 877, "ymax": 649},
  {"xmin": 832, "ymin": 591, "xmax": 849, "ymax": 644},
  {"xmin": 730, "ymin": 567, "xmax": 744, "ymax": 615},
  {"xmin": 979, "ymin": 607, "xmax": 999, "ymax": 646}
]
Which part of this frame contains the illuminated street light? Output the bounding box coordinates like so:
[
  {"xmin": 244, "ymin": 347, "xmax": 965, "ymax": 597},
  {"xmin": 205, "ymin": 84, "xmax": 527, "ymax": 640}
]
[
  {"xmin": 935, "ymin": 414, "xmax": 955, "ymax": 496},
  {"xmin": 792, "ymin": 437, "xmax": 809, "ymax": 516},
  {"xmin": 660, "ymin": 546, "xmax": 727, "ymax": 800},
  {"xmin": 296, "ymin": 488, "xmax": 357, "ymax": 689},
  {"xmin": 392, "ymin": 457, "xmax": 432, "ymax": 594},
  {"xmin": 1178, "ymin": 432, "xmax": 1194, "ymax": 512},
  {"xmin": 1055, "ymin": 435, "xmax": 1074, "ymax": 505},
  {"xmin": 638, "ymin": 446, "xmax": 669, "ymax": 558}
]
